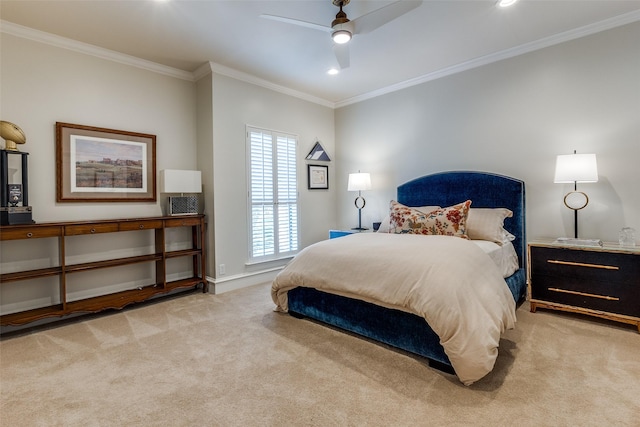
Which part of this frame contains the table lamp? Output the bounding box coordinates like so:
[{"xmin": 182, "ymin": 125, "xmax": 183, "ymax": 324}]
[
  {"xmin": 160, "ymin": 169, "xmax": 202, "ymax": 216},
  {"xmin": 554, "ymin": 151, "xmax": 598, "ymax": 239},
  {"xmin": 347, "ymin": 171, "xmax": 371, "ymax": 230}
]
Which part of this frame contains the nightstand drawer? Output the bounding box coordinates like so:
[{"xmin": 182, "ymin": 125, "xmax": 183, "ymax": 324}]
[
  {"xmin": 530, "ymin": 246, "xmax": 639, "ymax": 286},
  {"xmin": 531, "ymin": 275, "xmax": 639, "ymax": 317}
]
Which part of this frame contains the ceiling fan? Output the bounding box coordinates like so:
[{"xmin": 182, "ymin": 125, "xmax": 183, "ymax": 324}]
[{"xmin": 261, "ymin": 0, "xmax": 423, "ymax": 70}]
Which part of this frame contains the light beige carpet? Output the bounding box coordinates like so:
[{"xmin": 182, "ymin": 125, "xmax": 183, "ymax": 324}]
[{"xmin": 1, "ymin": 283, "xmax": 639, "ymax": 427}]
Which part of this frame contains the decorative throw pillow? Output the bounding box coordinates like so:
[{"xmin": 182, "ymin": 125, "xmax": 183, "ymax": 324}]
[
  {"xmin": 376, "ymin": 206, "xmax": 440, "ymax": 233},
  {"xmin": 466, "ymin": 208, "xmax": 514, "ymax": 244},
  {"xmin": 388, "ymin": 200, "xmax": 471, "ymax": 238}
]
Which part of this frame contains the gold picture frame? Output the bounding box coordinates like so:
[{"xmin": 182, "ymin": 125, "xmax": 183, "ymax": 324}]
[{"xmin": 56, "ymin": 122, "xmax": 156, "ymax": 202}]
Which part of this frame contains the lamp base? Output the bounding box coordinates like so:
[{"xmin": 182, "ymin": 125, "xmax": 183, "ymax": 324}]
[
  {"xmin": 351, "ymin": 227, "xmax": 369, "ymax": 231},
  {"xmin": 167, "ymin": 196, "xmax": 199, "ymax": 216}
]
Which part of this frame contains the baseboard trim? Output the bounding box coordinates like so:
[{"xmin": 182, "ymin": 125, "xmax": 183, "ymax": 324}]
[{"xmin": 210, "ymin": 267, "xmax": 284, "ymax": 294}]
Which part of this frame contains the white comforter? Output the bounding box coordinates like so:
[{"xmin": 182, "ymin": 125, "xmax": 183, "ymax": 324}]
[{"xmin": 271, "ymin": 232, "xmax": 517, "ymax": 385}]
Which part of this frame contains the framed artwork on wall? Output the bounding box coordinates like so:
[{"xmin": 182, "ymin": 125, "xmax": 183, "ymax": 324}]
[
  {"xmin": 308, "ymin": 164, "xmax": 328, "ymax": 190},
  {"xmin": 56, "ymin": 122, "xmax": 156, "ymax": 202},
  {"xmin": 305, "ymin": 140, "xmax": 331, "ymax": 161}
]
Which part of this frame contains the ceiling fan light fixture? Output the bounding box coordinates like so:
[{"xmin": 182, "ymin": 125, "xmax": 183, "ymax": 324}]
[
  {"xmin": 332, "ymin": 29, "xmax": 352, "ymax": 44},
  {"xmin": 497, "ymin": 0, "xmax": 518, "ymax": 7}
]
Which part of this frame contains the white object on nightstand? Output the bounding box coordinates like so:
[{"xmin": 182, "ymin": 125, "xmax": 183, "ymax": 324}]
[{"xmin": 619, "ymin": 227, "xmax": 636, "ymax": 248}]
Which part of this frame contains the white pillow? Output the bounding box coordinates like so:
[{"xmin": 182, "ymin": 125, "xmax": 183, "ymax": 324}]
[
  {"xmin": 466, "ymin": 208, "xmax": 514, "ymax": 244},
  {"xmin": 377, "ymin": 205, "xmax": 440, "ymax": 233}
]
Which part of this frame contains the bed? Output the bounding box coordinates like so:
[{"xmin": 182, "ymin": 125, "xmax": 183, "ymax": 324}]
[{"xmin": 271, "ymin": 171, "xmax": 526, "ymax": 385}]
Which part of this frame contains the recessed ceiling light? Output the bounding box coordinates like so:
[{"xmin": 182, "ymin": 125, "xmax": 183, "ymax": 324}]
[
  {"xmin": 497, "ymin": 0, "xmax": 518, "ymax": 7},
  {"xmin": 327, "ymin": 68, "xmax": 340, "ymax": 75}
]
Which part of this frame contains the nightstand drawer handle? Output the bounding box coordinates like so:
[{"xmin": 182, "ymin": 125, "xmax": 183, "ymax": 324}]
[
  {"xmin": 547, "ymin": 260, "xmax": 619, "ymax": 270},
  {"xmin": 548, "ymin": 287, "xmax": 620, "ymax": 301}
]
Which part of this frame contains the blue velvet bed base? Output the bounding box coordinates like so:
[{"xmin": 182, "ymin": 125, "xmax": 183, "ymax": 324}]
[
  {"xmin": 288, "ymin": 287, "xmax": 454, "ymax": 370},
  {"xmin": 287, "ymin": 171, "xmax": 526, "ymax": 373}
]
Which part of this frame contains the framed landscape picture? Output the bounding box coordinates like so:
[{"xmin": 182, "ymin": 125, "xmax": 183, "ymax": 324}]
[{"xmin": 56, "ymin": 122, "xmax": 156, "ymax": 202}]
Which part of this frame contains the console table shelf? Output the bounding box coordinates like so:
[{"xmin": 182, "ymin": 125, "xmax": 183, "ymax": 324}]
[
  {"xmin": 0, "ymin": 215, "xmax": 206, "ymax": 328},
  {"xmin": 2, "ymin": 267, "xmax": 63, "ymax": 282}
]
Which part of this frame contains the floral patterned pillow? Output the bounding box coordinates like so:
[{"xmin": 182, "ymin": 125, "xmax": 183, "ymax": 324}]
[{"xmin": 388, "ymin": 200, "xmax": 472, "ymax": 239}]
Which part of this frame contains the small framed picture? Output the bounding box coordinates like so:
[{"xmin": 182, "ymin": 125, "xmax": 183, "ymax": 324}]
[{"xmin": 308, "ymin": 164, "xmax": 328, "ymax": 190}]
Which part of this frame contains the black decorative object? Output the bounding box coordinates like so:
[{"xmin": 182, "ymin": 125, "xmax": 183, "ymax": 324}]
[{"xmin": 0, "ymin": 149, "xmax": 33, "ymax": 225}]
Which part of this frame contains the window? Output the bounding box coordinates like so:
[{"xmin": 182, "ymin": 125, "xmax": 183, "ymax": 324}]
[{"xmin": 247, "ymin": 126, "xmax": 299, "ymax": 262}]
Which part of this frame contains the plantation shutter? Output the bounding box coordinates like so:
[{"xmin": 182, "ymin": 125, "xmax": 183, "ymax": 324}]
[{"xmin": 248, "ymin": 127, "xmax": 299, "ymax": 262}]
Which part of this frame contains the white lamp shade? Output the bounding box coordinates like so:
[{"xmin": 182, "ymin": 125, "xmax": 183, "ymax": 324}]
[
  {"xmin": 554, "ymin": 153, "xmax": 598, "ymax": 183},
  {"xmin": 160, "ymin": 169, "xmax": 202, "ymax": 193},
  {"xmin": 347, "ymin": 172, "xmax": 371, "ymax": 192}
]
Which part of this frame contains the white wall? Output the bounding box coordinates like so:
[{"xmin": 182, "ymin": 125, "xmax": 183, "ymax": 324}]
[
  {"xmin": 195, "ymin": 74, "xmax": 216, "ymax": 282},
  {"xmin": 335, "ymin": 22, "xmax": 640, "ymax": 244},
  {"xmin": 0, "ymin": 34, "xmax": 198, "ymax": 221},
  {"xmin": 208, "ymin": 72, "xmax": 335, "ymax": 290}
]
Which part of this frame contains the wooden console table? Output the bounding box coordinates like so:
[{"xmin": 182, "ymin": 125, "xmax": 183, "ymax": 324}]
[{"xmin": 0, "ymin": 215, "xmax": 206, "ymax": 327}]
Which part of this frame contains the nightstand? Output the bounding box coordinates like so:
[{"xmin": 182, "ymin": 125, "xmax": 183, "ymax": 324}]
[
  {"xmin": 329, "ymin": 229, "xmax": 370, "ymax": 239},
  {"xmin": 528, "ymin": 240, "xmax": 640, "ymax": 332}
]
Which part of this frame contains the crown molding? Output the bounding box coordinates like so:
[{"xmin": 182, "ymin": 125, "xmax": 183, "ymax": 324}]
[
  {"xmin": 334, "ymin": 9, "xmax": 640, "ymax": 108},
  {"xmin": 1, "ymin": 19, "xmax": 336, "ymax": 108},
  {"xmin": 202, "ymin": 62, "xmax": 335, "ymax": 109},
  {"xmin": 3, "ymin": 8, "xmax": 639, "ymax": 110},
  {"xmin": 0, "ymin": 20, "xmax": 194, "ymax": 81}
]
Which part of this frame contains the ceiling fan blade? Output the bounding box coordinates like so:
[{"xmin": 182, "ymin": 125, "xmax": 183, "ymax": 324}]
[
  {"xmin": 333, "ymin": 43, "xmax": 350, "ymax": 69},
  {"xmin": 352, "ymin": 0, "xmax": 423, "ymax": 34},
  {"xmin": 260, "ymin": 14, "xmax": 332, "ymax": 33}
]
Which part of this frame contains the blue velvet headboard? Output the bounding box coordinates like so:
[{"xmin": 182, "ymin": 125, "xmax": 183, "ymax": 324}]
[{"xmin": 397, "ymin": 171, "xmax": 526, "ymax": 269}]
